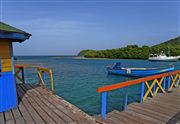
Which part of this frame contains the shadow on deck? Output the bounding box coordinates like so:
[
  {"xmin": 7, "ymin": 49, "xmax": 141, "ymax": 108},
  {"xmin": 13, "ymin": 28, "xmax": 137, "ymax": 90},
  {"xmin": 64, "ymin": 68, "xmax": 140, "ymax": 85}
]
[{"xmin": 0, "ymin": 84, "xmax": 97, "ymax": 124}]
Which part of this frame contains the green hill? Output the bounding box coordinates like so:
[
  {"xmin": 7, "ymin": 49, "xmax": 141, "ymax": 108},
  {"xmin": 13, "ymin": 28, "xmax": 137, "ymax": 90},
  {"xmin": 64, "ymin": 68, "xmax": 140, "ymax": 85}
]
[
  {"xmin": 78, "ymin": 36, "xmax": 180, "ymax": 59},
  {"xmin": 151, "ymin": 36, "xmax": 180, "ymax": 56},
  {"xmin": 153, "ymin": 36, "xmax": 180, "ymax": 47}
]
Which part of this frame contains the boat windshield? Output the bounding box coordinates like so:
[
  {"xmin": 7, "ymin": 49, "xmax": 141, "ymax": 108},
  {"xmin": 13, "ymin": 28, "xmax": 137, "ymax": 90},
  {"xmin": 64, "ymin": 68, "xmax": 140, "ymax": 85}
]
[{"xmin": 113, "ymin": 62, "xmax": 122, "ymax": 69}]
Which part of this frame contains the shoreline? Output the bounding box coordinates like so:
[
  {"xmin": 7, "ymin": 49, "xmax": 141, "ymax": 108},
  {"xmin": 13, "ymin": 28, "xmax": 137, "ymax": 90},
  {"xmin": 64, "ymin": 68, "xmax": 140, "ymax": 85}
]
[{"xmin": 73, "ymin": 56, "xmax": 148, "ymax": 61}]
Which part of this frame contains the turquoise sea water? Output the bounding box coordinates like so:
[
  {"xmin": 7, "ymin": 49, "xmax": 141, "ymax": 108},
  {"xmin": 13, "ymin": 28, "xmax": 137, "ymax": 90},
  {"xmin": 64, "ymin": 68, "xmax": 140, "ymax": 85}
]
[{"xmin": 16, "ymin": 56, "xmax": 180, "ymax": 115}]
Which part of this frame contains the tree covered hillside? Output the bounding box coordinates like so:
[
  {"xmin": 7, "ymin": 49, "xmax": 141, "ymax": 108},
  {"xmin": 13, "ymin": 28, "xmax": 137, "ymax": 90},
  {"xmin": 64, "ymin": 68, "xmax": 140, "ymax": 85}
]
[
  {"xmin": 78, "ymin": 36, "xmax": 180, "ymax": 59},
  {"xmin": 154, "ymin": 36, "xmax": 180, "ymax": 47},
  {"xmin": 151, "ymin": 36, "xmax": 180, "ymax": 56}
]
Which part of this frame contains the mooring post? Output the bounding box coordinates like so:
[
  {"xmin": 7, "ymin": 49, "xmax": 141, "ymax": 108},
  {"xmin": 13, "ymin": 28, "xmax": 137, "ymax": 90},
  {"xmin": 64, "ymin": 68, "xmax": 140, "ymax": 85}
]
[
  {"xmin": 140, "ymin": 82, "xmax": 145, "ymax": 103},
  {"xmin": 163, "ymin": 76, "xmax": 166, "ymax": 90},
  {"xmin": 101, "ymin": 92, "xmax": 107, "ymax": 119}
]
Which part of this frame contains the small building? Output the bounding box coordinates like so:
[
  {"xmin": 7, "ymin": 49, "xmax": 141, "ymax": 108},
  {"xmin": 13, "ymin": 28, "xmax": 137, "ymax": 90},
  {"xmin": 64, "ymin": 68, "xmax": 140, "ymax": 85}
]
[{"xmin": 0, "ymin": 22, "xmax": 31, "ymax": 112}]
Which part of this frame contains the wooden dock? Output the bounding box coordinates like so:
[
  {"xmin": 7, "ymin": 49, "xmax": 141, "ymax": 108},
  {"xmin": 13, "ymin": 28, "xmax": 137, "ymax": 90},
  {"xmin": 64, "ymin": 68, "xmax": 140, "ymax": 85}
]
[
  {"xmin": 96, "ymin": 87, "xmax": 180, "ymax": 124},
  {"xmin": 0, "ymin": 84, "xmax": 97, "ymax": 124},
  {"xmin": 1, "ymin": 85, "xmax": 179, "ymax": 124},
  {"xmin": 1, "ymin": 65, "xmax": 180, "ymax": 124}
]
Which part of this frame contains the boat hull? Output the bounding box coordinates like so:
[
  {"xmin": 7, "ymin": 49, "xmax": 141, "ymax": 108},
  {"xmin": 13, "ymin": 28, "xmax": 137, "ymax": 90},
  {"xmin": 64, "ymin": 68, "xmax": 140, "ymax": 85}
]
[
  {"xmin": 149, "ymin": 58, "xmax": 178, "ymax": 62},
  {"xmin": 148, "ymin": 56, "xmax": 179, "ymax": 62},
  {"xmin": 107, "ymin": 66, "xmax": 175, "ymax": 77}
]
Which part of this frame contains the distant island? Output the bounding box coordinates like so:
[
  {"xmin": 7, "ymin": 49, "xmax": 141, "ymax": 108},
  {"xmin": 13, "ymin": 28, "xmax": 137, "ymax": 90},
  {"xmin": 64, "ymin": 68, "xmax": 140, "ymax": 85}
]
[{"xmin": 78, "ymin": 36, "xmax": 180, "ymax": 59}]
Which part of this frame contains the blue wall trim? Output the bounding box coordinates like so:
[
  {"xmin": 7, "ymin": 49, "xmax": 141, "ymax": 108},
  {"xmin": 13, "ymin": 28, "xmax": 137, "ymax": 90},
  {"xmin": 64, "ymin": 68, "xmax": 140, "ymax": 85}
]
[{"xmin": 0, "ymin": 72, "xmax": 17, "ymax": 112}]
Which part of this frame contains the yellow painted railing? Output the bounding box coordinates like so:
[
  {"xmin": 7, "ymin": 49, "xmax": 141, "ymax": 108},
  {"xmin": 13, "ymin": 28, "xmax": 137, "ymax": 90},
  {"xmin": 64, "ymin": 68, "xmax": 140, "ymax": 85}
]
[
  {"xmin": 143, "ymin": 72, "xmax": 180, "ymax": 101},
  {"xmin": 15, "ymin": 64, "xmax": 54, "ymax": 93},
  {"xmin": 37, "ymin": 67, "xmax": 54, "ymax": 92}
]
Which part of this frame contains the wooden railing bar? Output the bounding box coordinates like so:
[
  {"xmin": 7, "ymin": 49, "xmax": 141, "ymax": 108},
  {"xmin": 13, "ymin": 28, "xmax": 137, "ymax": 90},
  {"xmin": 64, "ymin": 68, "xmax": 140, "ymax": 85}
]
[
  {"xmin": 98, "ymin": 70, "xmax": 180, "ymax": 93},
  {"xmin": 15, "ymin": 64, "xmax": 54, "ymax": 93}
]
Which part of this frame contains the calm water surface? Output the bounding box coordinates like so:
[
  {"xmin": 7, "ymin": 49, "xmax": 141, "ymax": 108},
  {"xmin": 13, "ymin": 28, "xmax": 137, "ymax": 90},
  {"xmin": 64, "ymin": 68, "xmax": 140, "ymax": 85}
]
[{"xmin": 16, "ymin": 56, "xmax": 180, "ymax": 115}]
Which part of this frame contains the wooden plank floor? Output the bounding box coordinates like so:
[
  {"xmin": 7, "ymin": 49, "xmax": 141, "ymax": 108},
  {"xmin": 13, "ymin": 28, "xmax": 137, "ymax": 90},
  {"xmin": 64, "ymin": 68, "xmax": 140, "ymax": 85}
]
[
  {"xmin": 0, "ymin": 84, "xmax": 97, "ymax": 124},
  {"xmin": 96, "ymin": 87, "xmax": 180, "ymax": 124}
]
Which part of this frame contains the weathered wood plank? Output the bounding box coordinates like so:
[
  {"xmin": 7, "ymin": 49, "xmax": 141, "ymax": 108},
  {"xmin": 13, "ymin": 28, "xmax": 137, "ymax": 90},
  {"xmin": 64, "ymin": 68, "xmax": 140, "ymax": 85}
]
[
  {"xmin": 43, "ymin": 91, "xmax": 91, "ymax": 124},
  {"xmin": 16, "ymin": 85, "xmax": 45, "ymax": 124},
  {"xmin": 0, "ymin": 83, "xmax": 97, "ymax": 124},
  {"xmin": 149, "ymin": 99, "xmax": 180, "ymax": 109},
  {"xmin": 0, "ymin": 113, "xmax": 5, "ymax": 124},
  {"xmin": 30, "ymin": 84, "xmax": 95, "ymax": 124},
  {"xmin": 141, "ymin": 102, "xmax": 178, "ymax": 116},
  {"xmin": 4, "ymin": 110, "xmax": 15, "ymax": 124},
  {"xmin": 22, "ymin": 84, "xmax": 66, "ymax": 124},
  {"xmin": 108, "ymin": 116, "xmax": 126, "ymax": 124},
  {"xmin": 96, "ymin": 87, "xmax": 180, "ymax": 124},
  {"xmin": 109, "ymin": 111, "xmax": 140, "ymax": 124},
  {"xmin": 123, "ymin": 110, "xmax": 161, "ymax": 124},
  {"xmin": 11, "ymin": 107, "xmax": 26, "ymax": 124},
  {"xmin": 19, "ymin": 84, "xmax": 57, "ymax": 124},
  {"xmin": 17, "ymin": 99, "xmax": 35, "ymax": 124},
  {"xmin": 27, "ymin": 85, "xmax": 75, "ymax": 123},
  {"xmin": 128, "ymin": 103, "xmax": 170, "ymax": 121}
]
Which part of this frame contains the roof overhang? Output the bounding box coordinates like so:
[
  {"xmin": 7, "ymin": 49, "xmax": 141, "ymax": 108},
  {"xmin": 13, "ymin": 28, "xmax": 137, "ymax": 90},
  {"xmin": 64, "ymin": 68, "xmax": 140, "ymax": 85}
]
[{"xmin": 0, "ymin": 31, "xmax": 31, "ymax": 42}]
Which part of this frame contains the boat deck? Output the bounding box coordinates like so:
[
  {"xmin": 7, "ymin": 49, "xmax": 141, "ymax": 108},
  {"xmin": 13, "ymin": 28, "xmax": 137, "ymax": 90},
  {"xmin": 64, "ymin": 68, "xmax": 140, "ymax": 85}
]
[
  {"xmin": 95, "ymin": 87, "xmax": 180, "ymax": 124},
  {"xmin": 0, "ymin": 84, "xmax": 97, "ymax": 124}
]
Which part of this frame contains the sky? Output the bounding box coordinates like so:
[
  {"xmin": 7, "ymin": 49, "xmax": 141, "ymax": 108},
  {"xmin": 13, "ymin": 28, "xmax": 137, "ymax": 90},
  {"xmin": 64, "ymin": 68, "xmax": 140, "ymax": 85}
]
[{"xmin": 0, "ymin": 0, "xmax": 180, "ymax": 55}]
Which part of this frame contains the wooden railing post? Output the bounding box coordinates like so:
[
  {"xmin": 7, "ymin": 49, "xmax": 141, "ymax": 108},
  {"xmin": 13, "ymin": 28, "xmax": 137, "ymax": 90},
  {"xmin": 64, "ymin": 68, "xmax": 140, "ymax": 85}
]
[
  {"xmin": 153, "ymin": 84, "xmax": 156, "ymax": 93},
  {"xmin": 167, "ymin": 76, "xmax": 171, "ymax": 90},
  {"xmin": 177, "ymin": 73, "xmax": 180, "ymax": 86},
  {"xmin": 42, "ymin": 71, "xmax": 45, "ymax": 81},
  {"xmin": 21, "ymin": 67, "xmax": 25, "ymax": 84},
  {"xmin": 163, "ymin": 76, "xmax": 166, "ymax": 90},
  {"xmin": 49, "ymin": 69, "xmax": 54, "ymax": 93},
  {"xmin": 101, "ymin": 92, "xmax": 107, "ymax": 119},
  {"xmin": 140, "ymin": 82, "xmax": 145, "ymax": 103},
  {"xmin": 42, "ymin": 71, "xmax": 46, "ymax": 88},
  {"xmin": 124, "ymin": 87, "xmax": 128, "ymax": 110}
]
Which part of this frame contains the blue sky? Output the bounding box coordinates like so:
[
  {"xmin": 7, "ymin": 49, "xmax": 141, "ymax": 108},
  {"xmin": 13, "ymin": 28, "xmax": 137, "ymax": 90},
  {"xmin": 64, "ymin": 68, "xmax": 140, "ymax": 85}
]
[{"xmin": 1, "ymin": 0, "xmax": 180, "ymax": 55}]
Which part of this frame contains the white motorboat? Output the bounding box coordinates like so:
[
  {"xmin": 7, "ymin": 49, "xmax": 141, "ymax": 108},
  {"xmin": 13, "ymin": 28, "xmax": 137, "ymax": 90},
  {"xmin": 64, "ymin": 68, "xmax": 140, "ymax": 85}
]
[{"xmin": 149, "ymin": 53, "xmax": 180, "ymax": 62}]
